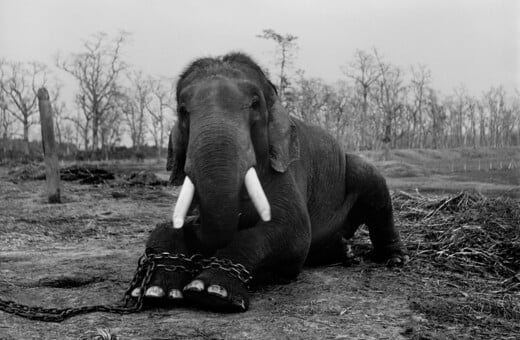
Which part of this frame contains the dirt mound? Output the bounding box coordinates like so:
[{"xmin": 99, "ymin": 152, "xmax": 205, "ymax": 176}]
[
  {"xmin": 7, "ymin": 163, "xmax": 46, "ymax": 180},
  {"xmin": 375, "ymin": 160, "xmax": 428, "ymax": 177},
  {"xmin": 124, "ymin": 170, "xmax": 168, "ymax": 186}
]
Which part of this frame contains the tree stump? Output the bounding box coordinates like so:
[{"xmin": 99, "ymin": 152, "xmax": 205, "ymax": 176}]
[{"xmin": 38, "ymin": 87, "xmax": 61, "ymax": 203}]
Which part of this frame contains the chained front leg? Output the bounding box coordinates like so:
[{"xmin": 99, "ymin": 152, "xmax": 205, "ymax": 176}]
[
  {"xmin": 183, "ymin": 193, "xmax": 312, "ymax": 312},
  {"xmin": 182, "ymin": 257, "xmax": 252, "ymax": 312},
  {"xmin": 132, "ymin": 221, "xmax": 203, "ymax": 303}
]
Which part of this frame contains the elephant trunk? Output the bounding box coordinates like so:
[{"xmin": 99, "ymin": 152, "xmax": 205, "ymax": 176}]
[{"xmin": 172, "ymin": 122, "xmax": 270, "ymax": 250}]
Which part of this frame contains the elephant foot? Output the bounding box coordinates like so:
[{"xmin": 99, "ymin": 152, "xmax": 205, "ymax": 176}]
[
  {"xmin": 183, "ymin": 268, "xmax": 249, "ymax": 312},
  {"xmin": 132, "ymin": 255, "xmax": 197, "ymax": 304},
  {"xmin": 370, "ymin": 245, "xmax": 409, "ymax": 266},
  {"xmin": 385, "ymin": 253, "xmax": 409, "ymax": 266}
]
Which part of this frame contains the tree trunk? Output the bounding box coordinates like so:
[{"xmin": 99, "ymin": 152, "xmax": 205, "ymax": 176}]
[
  {"xmin": 38, "ymin": 87, "xmax": 61, "ymax": 203},
  {"xmin": 92, "ymin": 115, "xmax": 99, "ymax": 152},
  {"xmin": 22, "ymin": 118, "xmax": 30, "ymax": 157}
]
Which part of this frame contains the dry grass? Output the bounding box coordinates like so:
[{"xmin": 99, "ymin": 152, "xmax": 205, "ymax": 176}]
[{"xmin": 391, "ymin": 191, "xmax": 520, "ymax": 339}]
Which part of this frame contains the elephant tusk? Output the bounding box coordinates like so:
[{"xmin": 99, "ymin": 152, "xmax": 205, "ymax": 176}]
[
  {"xmin": 244, "ymin": 167, "xmax": 271, "ymax": 222},
  {"xmin": 173, "ymin": 176, "xmax": 195, "ymax": 229}
]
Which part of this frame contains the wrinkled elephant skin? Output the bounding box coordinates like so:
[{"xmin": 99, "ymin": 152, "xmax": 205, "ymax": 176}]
[{"xmin": 142, "ymin": 53, "xmax": 407, "ymax": 312}]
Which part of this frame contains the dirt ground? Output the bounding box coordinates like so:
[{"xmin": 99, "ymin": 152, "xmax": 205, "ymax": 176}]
[{"xmin": 0, "ymin": 160, "xmax": 518, "ymax": 340}]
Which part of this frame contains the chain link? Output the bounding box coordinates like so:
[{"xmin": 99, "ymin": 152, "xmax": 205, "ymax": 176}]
[
  {"xmin": 0, "ymin": 252, "xmax": 252, "ymax": 322},
  {"xmin": 200, "ymin": 257, "xmax": 253, "ymax": 286},
  {"xmin": 0, "ymin": 253, "xmax": 156, "ymax": 322}
]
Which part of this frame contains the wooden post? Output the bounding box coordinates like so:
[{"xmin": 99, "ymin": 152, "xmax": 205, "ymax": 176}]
[{"xmin": 38, "ymin": 87, "xmax": 61, "ymax": 203}]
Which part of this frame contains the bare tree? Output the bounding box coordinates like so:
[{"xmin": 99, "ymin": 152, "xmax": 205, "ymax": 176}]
[
  {"xmin": 124, "ymin": 70, "xmax": 150, "ymax": 150},
  {"xmin": 291, "ymin": 70, "xmax": 328, "ymax": 124},
  {"xmin": 408, "ymin": 65, "xmax": 431, "ymax": 148},
  {"xmin": 99, "ymin": 95, "xmax": 124, "ymax": 159},
  {"xmin": 372, "ymin": 50, "xmax": 406, "ymax": 159},
  {"xmin": 70, "ymin": 94, "xmax": 92, "ymax": 150},
  {"xmin": 511, "ymin": 90, "xmax": 520, "ymax": 146},
  {"xmin": 48, "ymin": 80, "xmax": 67, "ymax": 146},
  {"xmin": 0, "ymin": 60, "xmax": 48, "ymax": 155},
  {"xmin": 343, "ymin": 50, "xmax": 380, "ymax": 149},
  {"xmin": 321, "ymin": 81, "xmax": 353, "ymax": 146},
  {"xmin": 57, "ymin": 31, "xmax": 128, "ymax": 152},
  {"xmin": 0, "ymin": 91, "xmax": 16, "ymax": 139},
  {"xmin": 0, "ymin": 91, "xmax": 16, "ymax": 158},
  {"xmin": 257, "ymin": 29, "xmax": 298, "ymax": 102},
  {"xmin": 146, "ymin": 77, "xmax": 174, "ymax": 157},
  {"xmin": 482, "ymin": 86, "xmax": 507, "ymax": 147}
]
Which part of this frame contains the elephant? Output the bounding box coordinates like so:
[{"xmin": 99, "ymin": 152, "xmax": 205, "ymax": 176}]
[{"xmin": 132, "ymin": 52, "xmax": 406, "ymax": 312}]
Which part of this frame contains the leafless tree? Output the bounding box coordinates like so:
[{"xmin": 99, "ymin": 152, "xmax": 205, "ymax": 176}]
[
  {"xmin": 481, "ymin": 86, "xmax": 508, "ymax": 147},
  {"xmin": 408, "ymin": 65, "xmax": 431, "ymax": 148},
  {"xmin": 257, "ymin": 29, "xmax": 298, "ymax": 102},
  {"xmin": 343, "ymin": 50, "xmax": 381, "ymax": 149},
  {"xmin": 69, "ymin": 94, "xmax": 92, "ymax": 151},
  {"xmin": 48, "ymin": 80, "xmax": 68, "ymax": 146},
  {"xmin": 124, "ymin": 70, "xmax": 150, "ymax": 150},
  {"xmin": 373, "ymin": 50, "xmax": 406, "ymax": 159},
  {"xmin": 321, "ymin": 81, "xmax": 353, "ymax": 146},
  {"xmin": 0, "ymin": 60, "xmax": 48, "ymax": 155},
  {"xmin": 146, "ymin": 77, "xmax": 174, "ymax": 157},
  {"xmin": 99, "ymin": 94, "xmax": 124, "ymax": 159},
  {"xmin": 0, "ymin": 90, "xmax": 16, "ymax": 157},
  {"xmin": 291, "ymin": 70, "xmax": 328, "ymax": 124},
  {"xmin": 0, "ymin": 91, "xmax": 16, "ymax": 139},
  {"xmin": 57, "ymin": 31, "xmax": 129, "ymax": 152}
]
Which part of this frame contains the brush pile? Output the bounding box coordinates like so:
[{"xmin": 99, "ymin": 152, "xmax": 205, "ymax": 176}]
[
  {"xmin": 393, "ymin": 191, "xmax": 519, "ymax": 288},
  {"xmin": 392, "ymin": 190, "xmax": 520, "ymax": 334},
  {"xmin": 60, "ymin": 165, "xmax": 115, "ymax": 184}
]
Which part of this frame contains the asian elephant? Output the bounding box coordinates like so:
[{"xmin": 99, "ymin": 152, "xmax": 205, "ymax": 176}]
[{"xmin": 133, "ymin": 52, "xmax": 406, "ymax": 312}]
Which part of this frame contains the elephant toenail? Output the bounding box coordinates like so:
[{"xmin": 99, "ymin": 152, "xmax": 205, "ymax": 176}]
[
  {"xmin": 207, "ymin": 285, "xmax": 228, "ymax": 298},
  {"xmin": 168, "ymin": 289, "xmax": 183, "ymax": 300},
  {"xmin": 130, "ymin": 288, "xmax": 142, "ymax": 297},
  {"xmin": 232, "ymin": 298, "xmax": 246, "ymax": 311},
  {"xmin": 184, "ymin": 280, "xmax": 204, "ymax": 292},
  {"xmin": 145, "ymin": 286, "xmax": 165, "ymax": 298}
]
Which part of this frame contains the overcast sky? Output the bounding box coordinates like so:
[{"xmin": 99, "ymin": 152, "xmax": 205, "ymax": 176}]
[{"xmin": 0, "ymin": 0, "xmax": 518, "ymax": 99}]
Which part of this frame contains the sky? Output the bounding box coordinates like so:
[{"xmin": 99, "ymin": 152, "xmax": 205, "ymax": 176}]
[{"xmin": 0, "ymin": 0, "xmax": 518, "ymax": 105}]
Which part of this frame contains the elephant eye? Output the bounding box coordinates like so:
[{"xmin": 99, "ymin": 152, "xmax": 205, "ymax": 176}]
[
  {"xmin": 178, "ymin": 105, "xmax": 188, "ymax": 116},
  {"xmin": 250, "ymin": 96, "xmax": 260, "ymax": 110}
]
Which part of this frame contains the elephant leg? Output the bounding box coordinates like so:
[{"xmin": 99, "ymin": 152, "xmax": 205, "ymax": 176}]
[
  {"xmin": 352, "ymin": 189, "xmax": 407, "ymax": 265},
  {"xmin": 305, "ymin": 231, "xmax": 346, "ymax": 266},
  {"xmin": 344, "ymin": 155, "xmax": 407, "ymax": 265},
  {"xmin": 135, "ymin": 220, "xmax": 205, "ymax": 302},
  {"xmin": 364, "ymin": 200, "xmax": 407, "ymax": 265},
  {"xmin": 183, "ymin": 188, "xmax": 311, "ymax": 312}
]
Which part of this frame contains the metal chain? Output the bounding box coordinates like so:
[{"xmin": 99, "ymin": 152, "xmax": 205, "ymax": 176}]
[
  {"xmin": 0, "ymin": 252, "xmax": 252, "ymax": 322},
  {"xmin": 200, "ymin": 257, "xmax": 253, "ymax": 287},
  {"xmin": 142, "ymin": 252, "xmax": 203, "ymax": 276},
  {"xmin": 0, "ymin": 253, "xmax": 156, "ymax": 322}
]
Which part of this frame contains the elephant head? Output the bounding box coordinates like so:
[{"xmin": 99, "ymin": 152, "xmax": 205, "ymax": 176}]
[{"xmin": 167, "ymin": 53, "xmax": 299, "ymax": 250}]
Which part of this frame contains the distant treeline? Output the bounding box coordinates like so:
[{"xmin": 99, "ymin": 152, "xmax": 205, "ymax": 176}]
[
  {"xmin": 0, "ymin": 138, "xmax": 165, "ymax": 162},
  {"xmin": 1, "ymin": 32, "xmax": 518, "ymax": 159},
  {"xmin": 284, "ymin": 51, "xmax": 520, "ymax": 152}
]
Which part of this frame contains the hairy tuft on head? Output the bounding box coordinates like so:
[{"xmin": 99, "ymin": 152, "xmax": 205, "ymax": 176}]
[{"xmin": 176, "ymin": 52, "xmax": 277, "ymax": 105}]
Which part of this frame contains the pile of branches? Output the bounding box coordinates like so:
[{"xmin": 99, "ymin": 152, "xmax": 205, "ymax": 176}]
[
  {"xmin": 60, "ymin": 165, "xmax": 115, "ymax": 184},
  {"xmin": 123, "ymin": 170, "xmax": 168, "ymax": 186},
  {"xmin": 393, "ymin": 191, "xmax": 520, "ymax": 291}
]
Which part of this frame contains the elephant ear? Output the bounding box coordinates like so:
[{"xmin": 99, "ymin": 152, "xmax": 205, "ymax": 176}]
[
  {"xmin": 268, "ymin": 99, "xmax": 300, "ymax": 172},
  {"xmin": 166, "ymin": 122, "xmax": 187, "ymax": 186}
]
